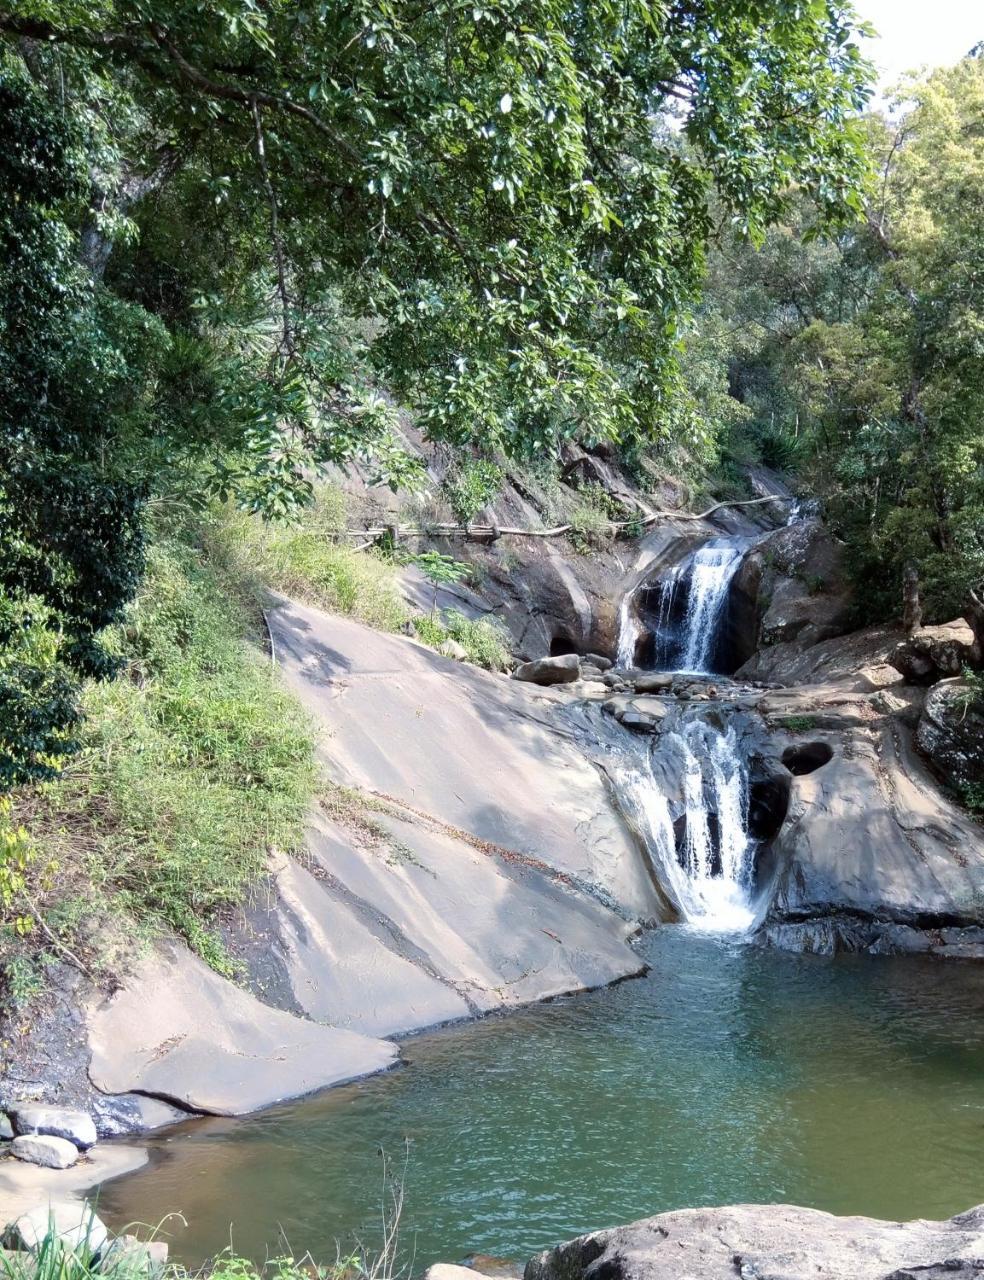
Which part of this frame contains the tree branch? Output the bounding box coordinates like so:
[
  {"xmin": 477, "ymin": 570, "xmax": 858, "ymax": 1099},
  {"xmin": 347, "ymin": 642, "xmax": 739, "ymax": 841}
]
[
  {"xmin": 324, "ymin": 495, "xmax": 795, "ymax": 542},
  {"xmin": 250, "ymin": 96, "xmax": 294, "ymax": 359}
]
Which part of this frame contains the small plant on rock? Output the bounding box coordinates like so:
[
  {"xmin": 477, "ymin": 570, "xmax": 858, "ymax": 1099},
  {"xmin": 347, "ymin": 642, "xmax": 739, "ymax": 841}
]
[{"xmin": 442, "ymin": 460, "xmax": 503, "ymax": 526}]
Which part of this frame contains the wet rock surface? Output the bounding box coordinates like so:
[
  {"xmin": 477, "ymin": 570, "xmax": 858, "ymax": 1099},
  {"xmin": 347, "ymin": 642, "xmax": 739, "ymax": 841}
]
[
  {"xmin": 524, "ymin": 1202, "xmax": 984, "ymax": 1280},
  {"xmin": 11, "ymin": 1107, "xmax": 97, "ymax": 1151}
]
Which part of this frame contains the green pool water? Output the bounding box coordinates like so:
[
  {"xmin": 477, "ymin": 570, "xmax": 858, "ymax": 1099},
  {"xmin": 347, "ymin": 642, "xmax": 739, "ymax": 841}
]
[{"xmin": 96, "ymin": 929, "xmax": 984, "ymax": 1269}]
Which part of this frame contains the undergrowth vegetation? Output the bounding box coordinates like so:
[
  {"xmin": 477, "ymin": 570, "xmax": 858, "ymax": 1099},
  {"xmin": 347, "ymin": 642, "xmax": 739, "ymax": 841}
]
[
  {"xmin": 411, "ymin": 609, "xmax": 511, "ymax": 672},
  {"xmin": 4, "ymin": 529, "xmax": 317, "ymax": 994},
  {"xmin": 208, "ymin": 491, "xmax": 512, "ymax": 670},
  {"xmin": 2, "ymin": 493, "xmax": 513, "ymax": 1001},
  {"xmin": 207, "ymin": 492, "xmax": 411, "ymax": 635}
]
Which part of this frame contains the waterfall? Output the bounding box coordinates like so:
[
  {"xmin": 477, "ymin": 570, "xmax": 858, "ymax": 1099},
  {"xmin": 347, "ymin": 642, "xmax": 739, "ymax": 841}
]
[
  {"xmin": 676, "ymin": 542, "xmax": 743, "ymax": 672},
  {"xmin": 628, "ymin": 718, "xmax": 757, "ymax": 933},
  {"xmin": 617, "ymin": 539, "xmax": 745, "ymax": 675},
  {"xmin": 616, "ymin": 589, "xmax": 642, "ymax": 668}
]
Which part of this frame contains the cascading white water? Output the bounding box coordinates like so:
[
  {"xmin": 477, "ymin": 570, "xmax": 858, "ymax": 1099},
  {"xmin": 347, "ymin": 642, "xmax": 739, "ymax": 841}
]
[
  {"xmin": 615, "ymin": 539, "xmax": 745, "ymax": 675},
  {"xmin": 616, "ymin": 589, "xmax": 642, "ymax": 669},
  {"xmin": 677, "ymin": 541, "xmax": 743, "ymax": 672},
  {"xmin": 629, "ymin": 718, "xmax": 756, "ymax": 933}
]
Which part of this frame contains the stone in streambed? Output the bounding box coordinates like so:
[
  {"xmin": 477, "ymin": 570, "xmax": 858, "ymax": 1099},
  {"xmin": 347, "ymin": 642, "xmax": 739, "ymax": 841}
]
[
  {"xmin": 631, "ymin": 672, "xmax": 673, "ymax": 694},
  {"xmin": 511, "ymin": 654, "xmax": 580, "ymax": 686},
  {"xmin": 425, "ymin": 1267, "xmax": 480, "ymax": 1280},
  {"xmin": 4, "ymin": 1202, "xmax": 108, "ymax": 1256},
  {"xmin": 619, "ymin": 699, "xmax": 669, "ymax": 733},
  {"xmin": 582, "ymin": 653, "xmax": 613, "ymax": 671},
  {"xmin": 0, "ymin": 1114, "xmax": 12, "ymax": 1141},
  {"xmin": 10, "ymin": 1136, "xmax": 79, "ymax": 1171},
  {"xmin": 11, "ymin": 1107, "xmax": 97, "ymax": 1151}
]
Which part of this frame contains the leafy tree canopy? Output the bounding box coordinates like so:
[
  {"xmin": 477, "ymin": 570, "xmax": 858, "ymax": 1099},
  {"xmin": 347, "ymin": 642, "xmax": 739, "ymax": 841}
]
[
  {"xmin": 694, "ymin": 54, "xmax": 984, "ymax": 621},
  {"xmin": 2, "ymin": 0, "xmax": 874, "ymax": 471},
  {"xmin": 0, "ymin": 0, "xmax": 875, "ymax": 783}
]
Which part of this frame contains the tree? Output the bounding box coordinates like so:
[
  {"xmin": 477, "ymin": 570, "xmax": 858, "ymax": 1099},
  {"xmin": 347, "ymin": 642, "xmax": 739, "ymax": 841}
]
[
  {"xmin": 692, "ymin": 55, "xmax": 984, "ymax": 624},
  {"xmin": 1, "ymin": 1, "xmax": 874, "ymax": 464},
  {"xmin": 0, "ymin": 1, "xmax": 875, "ymax": 783}
]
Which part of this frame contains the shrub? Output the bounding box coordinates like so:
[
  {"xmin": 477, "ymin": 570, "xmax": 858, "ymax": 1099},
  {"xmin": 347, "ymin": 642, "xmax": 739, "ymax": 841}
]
[
  {"xmin": 442, "ymin": 460, "xmax": 503, "ymax": 525},
  {"xmin": 412, "ymin": 610, "xmax": 511, "ymax": 671},
  {"xmin": 568, "ymin": 485, "xmax": 617, "ymax": 552}
]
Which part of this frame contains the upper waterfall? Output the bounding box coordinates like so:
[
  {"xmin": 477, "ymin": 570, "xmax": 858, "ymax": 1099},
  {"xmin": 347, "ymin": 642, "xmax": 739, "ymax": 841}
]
[
  {"xmin": 676, "ymin": 542, "xmax": 744, "ymax": 672},
  {"xmin": 617, "ymin": 537, "xmax": 748, "ymax": 675}
]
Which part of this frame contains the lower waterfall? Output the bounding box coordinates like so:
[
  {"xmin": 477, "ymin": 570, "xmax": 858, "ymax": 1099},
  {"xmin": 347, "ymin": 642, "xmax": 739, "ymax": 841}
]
[{"xmin": 625, "ymin": 717, "xmax": 758, "ymax": 933}]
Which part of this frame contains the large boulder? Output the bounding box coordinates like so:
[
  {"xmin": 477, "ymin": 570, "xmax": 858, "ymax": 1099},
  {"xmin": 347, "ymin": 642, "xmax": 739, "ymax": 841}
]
[
  {"xmin": 524, "ymin": 1202, "xmax": 984, "ymax": 1280},
  {"xmin": 889, "ymin": 619, "xmax": 980, "ymax": 686},
  {"xmin": 733, "ymin": 517, "xmax": 852, "ymax": 656},
  {"xmin": 10, "ymin": 1135, "xmax": 78, "ymax": 1170},
  {"xmin": 512, "ymin": 654, "xmax": 580, "ymax": 685},
  {"xmin": 917, "ymin": 679, "xmax": 984, "ymax": 790},
  {"xmin": 11, "ymin": 1107, "xmax": 97, "ymax": 1151},
  {"xmin": 758, "ymin": 685, "xmax": 984, "ymax": 948}
]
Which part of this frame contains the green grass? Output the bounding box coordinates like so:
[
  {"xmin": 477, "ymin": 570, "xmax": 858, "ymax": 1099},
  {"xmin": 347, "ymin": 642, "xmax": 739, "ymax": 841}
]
[
  {"xmin": 778, "ymin": 714, "xmax": 818, "ymax": 732},
  {"xmin": 4, "ymin": 488, "xmax": 513, "ymax": 995},
  {"xmin": 206, "ymin": 493, "xmax": 411, "ymax": 634},
  {"xmin": 208, "ymin": 491, "xmax": 512, "ymax": 670},
  {"xmin": 411, "ymin": 609, "xmax": 511, "ymax": 671},
  {"xmin": 9, "ymin": 532, "xmax": 317, "ymax": 980}
]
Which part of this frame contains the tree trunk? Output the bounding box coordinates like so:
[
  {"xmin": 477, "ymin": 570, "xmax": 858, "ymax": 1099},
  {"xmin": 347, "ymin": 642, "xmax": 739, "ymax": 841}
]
[
  {"xmin": 965, "ymin": 588, "xmax": 984, "ymax": 665},
  {"xmin": 902, "ymin": 563, "xmax": 922, "ymax": 634}
]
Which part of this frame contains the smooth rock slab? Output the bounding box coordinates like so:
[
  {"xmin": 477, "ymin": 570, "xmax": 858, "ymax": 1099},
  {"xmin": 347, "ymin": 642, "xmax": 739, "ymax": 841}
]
[
  {"xmin": 87, "ymin": 941, "xmax": 397, "ymax": 1115},
  {"xmin": 5, "ymin": 1202, "xmax": 108, "ymax": 1256},
  {"xmin": 268, "ymin": 597, "xmax": 663, "ymax": 920},
  {"xmin": 12, "ymin": 1107, "xmax": 97, "ymax": 1151},
  {"xmin": 525, "ymin": 1201, "xmax": 984, "ymax": 1280},
  {"xmin": 10, "ymin": 1136, "xmax": 78, "ymax": 1171}
]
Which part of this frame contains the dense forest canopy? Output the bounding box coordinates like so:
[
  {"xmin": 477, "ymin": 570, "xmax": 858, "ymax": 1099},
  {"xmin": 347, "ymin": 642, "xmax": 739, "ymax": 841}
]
[{"xmin": 693, "ymin": 54, "xmax": 984, "ymax": 621}]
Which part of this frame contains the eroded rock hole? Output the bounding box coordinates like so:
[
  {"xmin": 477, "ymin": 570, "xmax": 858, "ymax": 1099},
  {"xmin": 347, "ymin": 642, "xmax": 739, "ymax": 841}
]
[
  {"xmin": 747, "ymin": 775, "xmax": 790, "ymax": 841},
  {"xmin": 781, "ymin": 742, "xmax": 833, "ymax": 776},
  {"xmin": 549, "ymin": 634, "xmax": 579, "ymax": 657}
]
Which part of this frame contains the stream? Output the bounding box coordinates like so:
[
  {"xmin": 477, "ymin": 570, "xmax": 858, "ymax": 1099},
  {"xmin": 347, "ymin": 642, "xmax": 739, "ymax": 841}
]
[{"xmin": 98, "ymin": 929, "xmax": 984, "ymax": 1269}]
